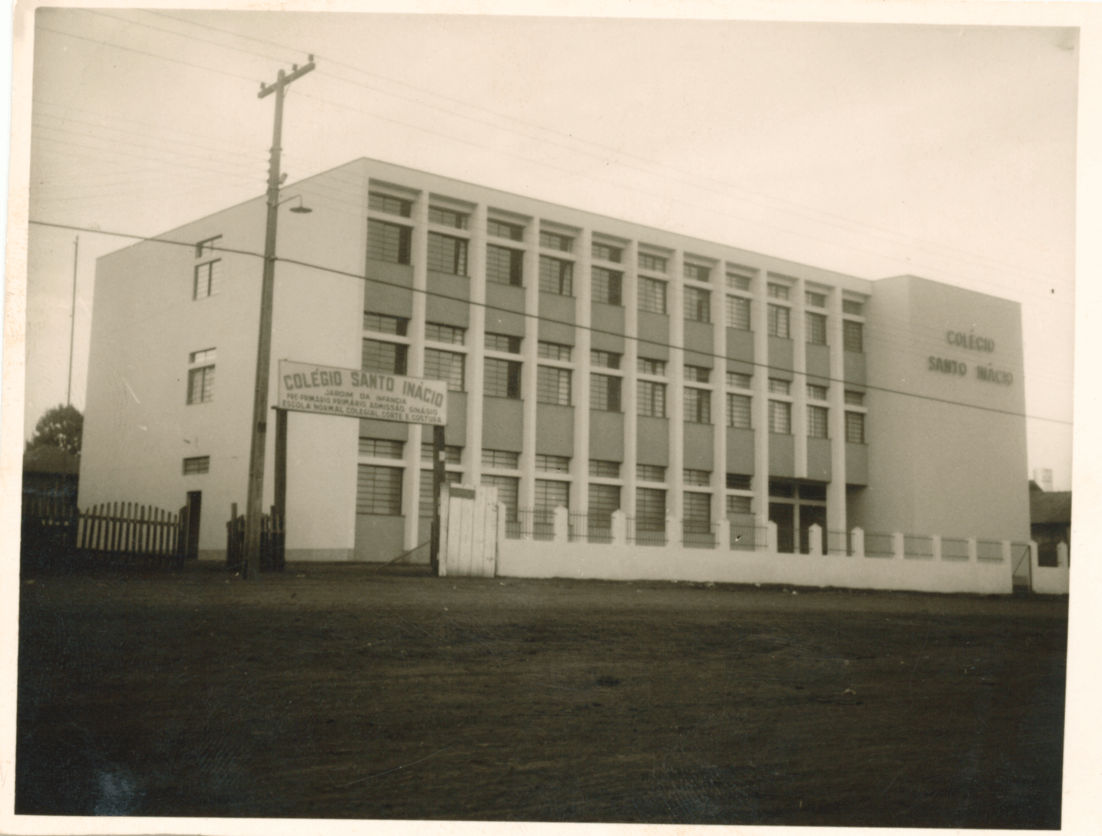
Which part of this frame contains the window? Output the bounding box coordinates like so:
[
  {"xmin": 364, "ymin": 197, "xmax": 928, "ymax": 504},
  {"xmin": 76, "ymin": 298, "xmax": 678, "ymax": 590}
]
[
  {"xmin": 684, "ymin": 492, "xmax": 712, "ymax": 533},
  {"xmin": 369, "ymin": 192, "xmax": 412, "ymax": 217},
  {"xmin": 537, "ymin": 366, "xmax": 572, "ymax": 405},
  {"xmin": 767, "ymin": 283, "xmax": 790, "ymax": 300},
  {"xmin": 196, "ymin": 235, "xmax": 221, "ymax": 258},
  {"xmin": 808, "ymin": 405, "xmax": 829, "ymax": 439},
  {"xmin": 843, "ymin": 320, "xmax": 864, "ymax": 353},
  {"xmin": 727, "ymin": 372, "xmax": 751, "ymax": 389},
  {"xmin": 539, "ymin": 230, "xmax": 573, "ymax": 252},
  {"xmin": 356, "ymin": 465, "xmax": 402, "ymax": 515},
  {"xmin": 482, "ymin": 475, "xmax": 519, "ymax": 522},
  {"xmin": 726, "ymin": 296, "xmax": 751, "ymax": 330},
  {"xmin": 424, "ymin": 322, "xmax": 466, "ymax": 345},
  {"xmin": 364, "ymin": 312, "xmax": 409, "ymax": 335},
  {"xmin": 592, "ymin": 267, "xmax": 623, "ymax": 305},
  {"xmin": 368, "ymin": 219, "xmax": 412, "ymax": 264},
  {"xmin": 482, "ymin": 449, "xmax": 520, "ymax": 469},
  {"xmin": 589, "ymin": 484, "xmax": 621, "ymax": 528},
  {"xmin": 535, "ymin": 480, "xmax": 570, "ymax": 517},
  {"xmin": 485, "ymin": 332, "xmax": 522, "ymax": 354},
  {"xmin": 538, "ymin": 341, "xmax": 572, "ymax": 361},
  {"xmin": 768, "ymin": 378, "xmax": 790, "ymax": 396},
  {"xmin": 423, "ymin": 349, "xmax": 465, "ymax": 391},
  {"xmin": 684, "ymin": 388, "xmax": 711, "ymax": 424},
  {"xmin": 592, "ymin": 242, "xmax": 622, "ymax": 263},
  {"xmin": 536, "ymin": 454, "xmax": 570, "ymax": 473},
  {"xmin": 684, "ymin": 286, "xmax": 711, "ymax": 323},
  {"xmin": 638, "ymin": 357, "xmax": 666, "ymax": 376},
  {"xmin": 638, "ymin": 252, "xmax": 667, "ymax": 273},
  {"xmin": 683, "ymin": 469, "xmax": 710, "ymax": 486},
  {"xmin": 807, "ymin": 384, "xmax": 828, "ymax": 401},
  {"xmin": 727, "ymin": 393, "xmax": 752, "ymax": 429},
  {"xmin": 769, "ymin": 400, "xmax": 792, "ymax": 434},
  {"xmin": 183, "ymin": 456, "xmax": 210, "ymax": 475},
  {"xmin": 726, "ymin": 271, "xmax": 752, "ymax": 292},
  {"xmin": 187, "ymin": 365, "xmax": 215, "ymax": 405},
  {"xmin": 684, "ymin": 365, "xmax": 710, "ymax": 383},
  {"xmin": 590, "ymin": 374, "xmax": 622, "ymax": 412},
  {"xmin": 539, "ymin": 256, "xmax": 574, "ymax": 296},
  {"xmin": 638, "ymin": 380, "xmax": 667, "ymax": 418},
  {"xmin": 590, "ymin": 349, "xmax": 621, "ymax": 369},
  {"xmin": 419, "ymin": 470, "xmax": 462, "ymax": 517},
  {"xmin": 726, "ymin": 473, "xmax": 752, "ymax": 490},
  {"xmin": 684, "ymin": 263, "xmax": 711, "ymax": 282},
  {"xmin": 485, "ymin": 358, "xmax": 522, "ymax": 399},
  {"xmin": 635, "ymin": 488, "xmax": 667, "ymax": 530},
  {"xmin": 421, "ymin": 443, "xmax": 463, "ymax": 464},
  {"xmin": 768, "ymin": 304, "xmax": 790, "ymax": 338},
  {"xmin": 726, "ymin": 495, "xmax": 752, "ymax": 515},
  {"xmin": 429, "ymin": 206, "xmax": 468, "ymax": 229},
  {"xmin": 636, "ymin": 464, "xmax": 666, "ymax": 482},
  {"xmin": 488, "ymin": 218, "xmax": 524, "ymax": 240},
  {"xmin": 844, "ymin": 390, "xmax": 865, "ymax": 406},
  {"xmin": 486, "ymin": 245, "xmax": 524, "ymax": 286},
  {"xmin": 427, "ymin": 232, "xmax": 468, "ymax": 276},
  {"xmin": 639, "ymin": 277, "xmax": 668, "ymax": 314},
  {"xmin": 806, "ymin": 312, "xmax": 827, "ymax": 345},
  {"xmin": 359, "ymin": 438, "xmax": 404, "ymax": 458},
  {"xmin": 805, "ymin": 291, "xmax": 827, "ymax": 308},
  {"xmin": 843, "ymin": 299, "xmax": 865, "ymax": 316},
  {"xmin": 846, "ymin": 411, "xmax": 866, "ymax": 444},
  {"xmin": 193, "ymin": 260, "xmax": 221, "ymax": 299},
  {"xmin": 588, "ymin": 460, "xmax": 620, "ymax": 478},
  {"xmin": 362, "ymin": 339, "xmax": 408, "ymax": 374},
  {"xmin": 189, "ymin": 347, "xmax": 216, "ymax": 364}
]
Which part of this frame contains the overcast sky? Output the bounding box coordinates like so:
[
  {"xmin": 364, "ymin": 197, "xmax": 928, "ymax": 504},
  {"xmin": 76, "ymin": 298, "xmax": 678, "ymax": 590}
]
[{"xmin": 16, "ymin": 3, "xmax": 1081, "ymax": 488}]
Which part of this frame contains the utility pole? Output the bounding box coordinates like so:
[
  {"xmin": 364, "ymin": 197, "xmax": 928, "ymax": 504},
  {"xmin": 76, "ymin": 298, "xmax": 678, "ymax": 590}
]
[
  {"xmin": 67, "ymin": 236, "xmax": 78, "ymax": 406},
  {"xmin": 243, "ymin": 57, "xmax": 315, "ymax": 580}
]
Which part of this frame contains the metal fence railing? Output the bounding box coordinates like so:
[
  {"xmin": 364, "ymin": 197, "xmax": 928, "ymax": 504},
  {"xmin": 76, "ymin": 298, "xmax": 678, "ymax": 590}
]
[
  {"xmin": 904, "ymin": 534, "xmax": 934, "ymax": 559},
  {"xmin": 940, "ymin": 537, "xmax": 969, "ymax": 561},
  {"xmin": 827, "ymin": 529, "xmax": 850, "ymax": 556},
  {"xmin": 627, "ymin": 517, "xmax": 666, "ymax": 547},
  {"xmin": 568, "ymin": 512, "xmax": 613, "ymax": 544},
  {"xmin": 730, "ymin": 522, "xmax": 765, "ymax": 551},
  {"xmin": 682, "ymin": 523, "xmax": 716, "ymax": 549},
  {"xmin": 864, "ymin": 531, "xmax": 895, "ymax": 558},
  {"xmin": 976, "ymin": 539, "xmax": 1004, "ymax": 562}
]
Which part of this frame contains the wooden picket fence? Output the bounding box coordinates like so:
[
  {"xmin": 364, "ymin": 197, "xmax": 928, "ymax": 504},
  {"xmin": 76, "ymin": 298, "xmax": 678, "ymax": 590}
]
[
  {"xmin": 21, "ymin": 495, "xmax": 185, "ymax": 570},
  {"xmin": 225, "ymin": 505, "xmax": 285, "ymax": 574}
]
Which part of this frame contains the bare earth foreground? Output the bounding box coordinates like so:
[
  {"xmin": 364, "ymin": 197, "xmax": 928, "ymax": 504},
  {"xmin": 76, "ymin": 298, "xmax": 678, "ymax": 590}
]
[{"xmin": 16, "ymin": 561, "xmax": 1066, "ymax": 827}]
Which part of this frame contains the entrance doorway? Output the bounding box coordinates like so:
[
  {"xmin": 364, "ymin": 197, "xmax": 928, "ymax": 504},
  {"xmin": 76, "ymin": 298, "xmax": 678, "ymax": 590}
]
[{"xmin": 184, "ymin": 491, "xmax": 202, "ymax": 560}]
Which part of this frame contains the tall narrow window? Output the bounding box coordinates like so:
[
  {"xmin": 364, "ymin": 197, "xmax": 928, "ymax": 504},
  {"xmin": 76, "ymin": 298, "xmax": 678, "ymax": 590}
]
[
  {"xmin": 638, "ymin": 381, "xmax": 667, "ymax": 418},
  {"xmin": 485, "ymin": 358, "xmax": 522, "ymax": 399},
  {"xmin": 592, "ymin": 267, "xmax": 623, "ymax": 306},
  {"xmin": 768, "ymin": 304, "xmax": 790, "ymax": 339},
  {"xmin": 727, "ymin": 393, "xmax": 752, "ymax": 429},
  {"xmin": 368, "ymin": 219, "xmax": 412, "ymax": 264},
  {"xmin": 194, "ymin": 260, "xmax": 221, "ymax": 299},
  {"xmin": 427, "ymin": 233, "xmax": 468, "ymax": 276},
  {"xmin": 639, "ymin": 277, "xmax": 667, "ymax": 314},
  {"xmin": 588, "ymin": 484, "xmax": 621, "ymax": 532},
  {"xmin": 843, "ymin": 320, "xmax": 864, "ymax": 353},
  {"xmin": 537, "ymin": 366, "xmax": 572, "ymax": 405},
  {"xmin": 684, "ymin": 388, "xmax": 711, "ymax": 424},
  {"xmin": 187, "ymin": 364, "xmax": 215, "ymax": 405},
  {"xmin": 769, "ymin": 400, "xmax": 792, "ymax": 434},
  {"xmin": 807, "ymin": 405, "xmax": 829, "ymax": 439},
  {"xmin": 486, "ymin": 245, "xmax": 524, "ymax": 286},
  {"xmin": 845, "ymin": 411, "xmax": 866, "ymax": 444},
  {"xmin": 806, "ymin": 312, "xmax": 827, "ymax": 345},
  {"xmin": 726, "ymin": 296, "xmax": 750, "ymax": 330},
  {"xmin": 356, "ymin": 465, "xmax": 403, "ymax": 515},
  {"xmin": 683, "ymin": 492, "xmax": 712, "ymax": 533},
  {"xmin": 539, "ymin": 256, "xmax": 574, "ymax": 296},
  {"xmin": 635, "ymin": 488, "xmax": 667, "ymax": 532},
  {"xmin": 590, "ymin": 374, "xmax": 622, "ymax": 412},
  {"xmin": 684, "ymin": 287, "xmax": 711, "ymax": 323}
]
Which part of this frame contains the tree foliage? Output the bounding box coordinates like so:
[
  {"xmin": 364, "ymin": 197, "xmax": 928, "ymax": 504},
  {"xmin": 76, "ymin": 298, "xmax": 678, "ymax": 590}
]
[{"xmin": 27, "ymin": 404, "xmax": 83, "ymax": 457}]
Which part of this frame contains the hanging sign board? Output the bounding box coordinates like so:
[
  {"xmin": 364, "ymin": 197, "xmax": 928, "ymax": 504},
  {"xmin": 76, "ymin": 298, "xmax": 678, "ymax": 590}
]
[{"xmin": 277, "ymin": 360, "xmax": 447, "ymax": 425}]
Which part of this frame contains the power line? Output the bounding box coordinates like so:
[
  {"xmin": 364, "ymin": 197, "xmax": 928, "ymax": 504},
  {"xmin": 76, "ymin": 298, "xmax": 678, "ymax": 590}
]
[{"xmin": 27, "ymin": 218, "xmax": 1073, "ymax": 427}]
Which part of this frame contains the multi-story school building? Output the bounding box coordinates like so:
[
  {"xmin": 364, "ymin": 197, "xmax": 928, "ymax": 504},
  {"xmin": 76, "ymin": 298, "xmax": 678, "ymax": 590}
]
[{"xmin": 79, "ymin": 158, "xmax": 1030, "ymax": 570}]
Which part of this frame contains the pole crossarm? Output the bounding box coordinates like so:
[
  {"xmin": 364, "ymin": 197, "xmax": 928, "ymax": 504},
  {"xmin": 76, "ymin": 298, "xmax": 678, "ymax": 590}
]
[{"xmin": 242, "ymin": 57, "xmax": 315, "ymax": 580}]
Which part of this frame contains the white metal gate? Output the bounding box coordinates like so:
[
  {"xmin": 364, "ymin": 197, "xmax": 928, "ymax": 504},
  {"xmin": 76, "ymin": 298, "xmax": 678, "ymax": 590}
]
[{"xmin": 438, "ymin": 483, "xmax": 498, "ymax": 577}]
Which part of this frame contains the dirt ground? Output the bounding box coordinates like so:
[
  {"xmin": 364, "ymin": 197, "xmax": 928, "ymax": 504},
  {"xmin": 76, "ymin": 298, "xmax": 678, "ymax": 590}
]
[{"xmin": 15, "ymin": 560, "xmax": 1067, "ymax": 827}]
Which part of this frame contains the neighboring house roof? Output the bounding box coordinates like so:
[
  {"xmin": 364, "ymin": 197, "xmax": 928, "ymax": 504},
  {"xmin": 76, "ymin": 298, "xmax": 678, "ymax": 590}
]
[
  {"xmin": 1030, "ymin": 490, "xmax": 1071, "ymax": 526},
  {"xmin": 22, "ymin": 446, "xmax": 81, "ymax": 476}
]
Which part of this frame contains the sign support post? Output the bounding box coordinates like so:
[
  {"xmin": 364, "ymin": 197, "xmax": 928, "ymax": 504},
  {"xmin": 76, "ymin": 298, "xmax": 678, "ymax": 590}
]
[{"xmin": 431, "ymin": 424, "xmax": 446, "ymax": 572}]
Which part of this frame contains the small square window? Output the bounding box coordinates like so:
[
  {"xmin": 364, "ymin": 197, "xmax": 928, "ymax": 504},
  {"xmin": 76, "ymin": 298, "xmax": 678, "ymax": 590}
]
[
  {"xmin": 539, "ymin": 230, "xmax": 573, "ymax": 252},
  {"xmin": 429, "ymin": 206, "xmax": 469, "ymax": 229},
  {"xmin": 592, "ymin": 241, "xmax": 622, "ymax": 263},
  {"xmin": 488, "ymin": 218, "xmax": 524, "ymax": 241}
]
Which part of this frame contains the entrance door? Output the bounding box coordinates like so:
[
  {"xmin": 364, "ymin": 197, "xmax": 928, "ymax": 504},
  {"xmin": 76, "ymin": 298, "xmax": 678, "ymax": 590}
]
[
  {"xmin": 185, "ymin": 491, "xmax": 202, "ymax": 560},
  {"xmin": 769, "ymin": 503, "xmax": 794, "ymax": 553}
]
